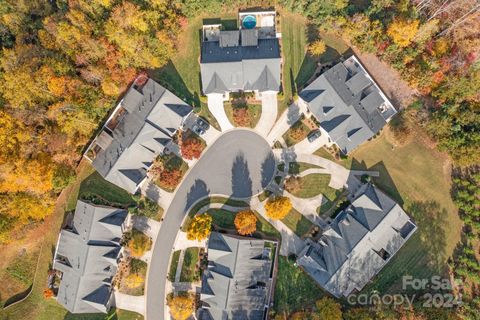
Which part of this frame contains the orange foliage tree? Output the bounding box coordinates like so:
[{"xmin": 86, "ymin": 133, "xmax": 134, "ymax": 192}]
[
  {"xmin": 234, "ymin": 210, "xmax": 257, "ymax": 235},
  {"xmin": 232, "ymin": 107, "xmax": 250, "ymax": 127},
  {"xmin": 264, "ymin": 196, "xmax": 292, "ymax": 220},
  {"xmin": 180, "ymin": 136, "xmax": 204, "ymax": 160},
  {"xmin": 43, "ymin": 288, "xmax": 54, "ymax": 298},
  {"xmin": 159, "ymin": 169, "xmax": 183, "ymax": 189}
]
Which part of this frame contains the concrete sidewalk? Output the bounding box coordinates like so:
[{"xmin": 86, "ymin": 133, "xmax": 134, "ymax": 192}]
[
  {"xmin": 113, "ymin": 291, "xmax": 145, "ymax": 315},
  {"xmin": 139, "ymin": 181, "xmax": 174, "ymax": 211},
  {"xmin": 266, "ymin": 102, "xmax": 306, "ymax": 144}
]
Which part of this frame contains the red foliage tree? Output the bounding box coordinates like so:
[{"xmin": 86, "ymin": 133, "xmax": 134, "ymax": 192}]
[{"xmin": 159, "ymin": 169, "xmax": 182, "ymax": 189}]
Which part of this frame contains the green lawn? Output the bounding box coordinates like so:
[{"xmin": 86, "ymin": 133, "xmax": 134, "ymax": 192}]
[
  {"xmin": 287, "ymin": 173, "xmax": 340, "ymax": 200},
  {"xmin": 281, "ymin": 208, "xmax": 314, "ymax": 238},
  {"xmin": 288, "ymin": 162, "xmax": 322, "ymax": 174},
  {"xmin": 180, "ymin": 247, "xmax": 200, "ymax": 283},
  {"xmin": 273, "ymin": 256, "xmax": 325, "ymax": 315},
  {"xmin": 282, "ymin": 119, "xmax": 310, "ymax": 147},
  {"xmin": 318, "ymin": 32, "xmax": 350, "ymax": 64},
  {"xmin": 224, "ymin": 102, "xmax": 262, "ymax": 128},
  {"xmin": 168, "ymin": 250, "xmax": 181, "ymax": 282}
]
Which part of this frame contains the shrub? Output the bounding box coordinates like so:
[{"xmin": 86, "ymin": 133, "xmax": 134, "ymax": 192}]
[
  {"xmin": 232, "ymin": 107, "xmax": 250, "ymax": 127},
  {"xmin": 127, "ymin": 230, "xmax": 152, "ymax": 258},
  {"xmin": 43, "ymin": 288, "xmax": 54, "ymax": 298},
  {"xmin": 129, "ymin": 195, "xmax": 160, "ymax": 219},
  {"xmin": 159, "ymin": 169, "xmax": 183, "ymax": 189},
  {"xmin": 284, "ymin": 176, "xmax": 302, "ymax": 194},
  {"xmin": 234, "ymin": 210, "xmax": 257, "ymax": 235},
  {"xmin": 181, "ymin": 135, "xmax": 204, "ymax": 160},
  {"xmin": 186, "ymin": 213, "xmax": 212, "ymax": 240},
  {"xmin": 265, "ymin": 196, "xmax": 292, "ymax": 220}
]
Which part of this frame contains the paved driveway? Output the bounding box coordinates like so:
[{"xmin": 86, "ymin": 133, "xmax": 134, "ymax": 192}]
[
  {"xmin": 207, "ymin": 94, "xmax": 233, "ymax": 131},
  {"xmin": 255, "ymin": 92, "xmax": 278, "ymax": 136},
  {"xmin": 145, "ymin": 129, "xmax": 275, "ymax": 320}
]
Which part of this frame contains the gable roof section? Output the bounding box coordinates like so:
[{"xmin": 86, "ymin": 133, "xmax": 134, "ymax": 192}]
[
  {"xmin": 300, "ymin": 56, "xmax": 397, "ymax": 154},
  {"xmin": 199, "ymin": 233, "xmax": 274, "ymax": 320},
  {"xmin": 200, "ymin": 38, "xmax": 281, "ymax": 94},
  {"xmin": 91, "ymin": 79, "xmax": 192, "ymax": 193},
  {"xmin": 54, "ymin": 201, "xmax": 126, "ymax": 314}
]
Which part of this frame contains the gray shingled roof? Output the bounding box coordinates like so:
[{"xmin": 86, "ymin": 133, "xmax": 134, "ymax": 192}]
[
  {"xmin": 200, "ymin": 38, "xmax": 281, "ymax": 94},
  {"xmin": 91, "ymin": 79, "xmax": 192, "ymax": 193},
  {"xmin": 299, "ymin": 56, "xmax": 397, "ymax": 154},
  {"xmin": 199, "ymin": 233, "xmax": 274, "ymax": 320},
  {"xmin": 54, "ymin": 201, "xmax": 127, "ymax": 314},
  {"xmin": 297, "ymin": 183, "xmax": 416, "ymax": 297}
]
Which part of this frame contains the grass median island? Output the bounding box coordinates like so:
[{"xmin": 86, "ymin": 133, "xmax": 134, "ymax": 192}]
[
  {"xmin": 152, "ymin": 153, "xmax": 189, "ymax": 192},
  {"xmin": 273, "ymin": 256, "xmax": 325, "ymax": 316},
  {"xmin": 282, "ymin": 118, "xmax": 311, "ymax": 147},
  {"xmin": 285, "ymin": 173, "xmax": 340, "ymax": 200},
  {"xmin": 180, "ymin": 247, "xmax": 200, "ymax": 283},
  {"xmin": 280, "ymin": 208, "xmax": 315, "ymax": 238},
  {"xmin": 168, "ymin": 250, "xmax": 181, "ymax": 282},
  {"xmin": 224, "ymin": 101, "xmax": 262, "ymax": 128}
]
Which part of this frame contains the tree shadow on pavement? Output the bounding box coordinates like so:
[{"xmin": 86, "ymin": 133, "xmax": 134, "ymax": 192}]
[
  {"xmin": 231, "ymin": 153, "xmax": 253, "ymax": 198},
  {"xmin": 184, "ymin": 179, "xmax": 210, "ymax": 211}
]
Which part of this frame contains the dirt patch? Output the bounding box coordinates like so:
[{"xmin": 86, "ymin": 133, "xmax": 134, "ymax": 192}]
[{"xmin": 352, "ymin": 47, "xmax": 418, "ymax": 110}]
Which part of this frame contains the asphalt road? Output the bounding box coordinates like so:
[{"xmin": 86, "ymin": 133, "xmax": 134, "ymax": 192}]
[{"xmin": 145, "ymin": 129, "xmax": 275, "ymax": 320}]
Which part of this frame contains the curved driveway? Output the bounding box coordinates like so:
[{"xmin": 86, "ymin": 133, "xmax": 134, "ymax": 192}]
[{"xmin": 145, "ymin": 129, "xmax": 275, "ymax": 320}]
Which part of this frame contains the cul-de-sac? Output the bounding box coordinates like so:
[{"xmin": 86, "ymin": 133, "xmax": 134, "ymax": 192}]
[{"xmin": 1, "ymin": 2, "xmax": 478, "ymax": 320}]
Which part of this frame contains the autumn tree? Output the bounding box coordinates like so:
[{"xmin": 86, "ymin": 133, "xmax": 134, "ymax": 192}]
[
  {"xmin": 181, "ymin": 134, "xmax": 204, "ymax": 160},
  {"xmin": 186, "ymin": 213, "xmax": 212, "ymax": 240},
  {"xmin": 308, "ymin": 40, "xmax": 327, "ymax": 56},
  {"xmin": 232, "ymin": 107, "xmax": 250, "ymax": 127},
  {"xmin": 234, "ymin": 210, "xmax": 257, "ymax": 235},
  {"xmin": 127, "ymin": 230, "xmax": 152, "ymax": 258},
  {"xmin": 43, "ymin": 288, "xmax": 54, "ymax": 299},
  {"xmin": 159, "ymin": 168, "xmax": 183, "ymax": 190},
  {"xmin": 168, "ymin": 295, "xmax": 194, "ymax": 320},
  {"xmin": 265, "ymin": 196, "xmax": 292, "ymax": 220},
  {"xmin": 314, "ymin": 297, "xmax": 343, "ymax": 320},
  {"xmin": 387, "ymin": 19, "xmax": 419, "ymax": 47}
]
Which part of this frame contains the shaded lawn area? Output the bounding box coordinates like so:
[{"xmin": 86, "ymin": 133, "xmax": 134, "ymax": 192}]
[
  {"xmin": 287, "ymin": 173, "xmax": 340, "ymax": 200},
  {"xmin": 322, "ymin": 122, "xmax": 461, "ymax": 294},
  {"xmin": 180, "ymin": 247, "xmax": 200, "ymax": 282},
  {"xmin": 273, "ymin": 256, "xmax": 325, "ymax": 315},
  {"xmin": 318, "ymin": 32, "xmax": 350, "ymax": 64},
  {"xmin": 77, "ymin": 170, "xmax": 136, "ymax": 209},
  {"xmin": 62, "ymin": 308, "xmax": 143, "ymax": 320},
  {"xmin": 168, "ymin": 250, "xmax": 181, "ymax": 282},
  {"xmin": 281, "ymin": 208, "xmax": 314, "ymax": 238},
  {"xmin": 288, "ymin": 162, "xmax": 322, "ymax": 174},
  {"xmin": 280, "ymin": 11, "xmax": 316, "ymax": 98},
  {"xmin": 282, "ymin": 119, "xmax": 311, "ymax": 147},
  {"xmin": 224, "ymin": 102, "xmax": 262, "ymax": 128}
]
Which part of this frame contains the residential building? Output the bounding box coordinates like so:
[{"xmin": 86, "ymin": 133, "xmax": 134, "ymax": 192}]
[
  {"xmin": 53, "ymin": 200, "xmax": 128, "ymax": 314},
  {"xmin": 296, "ymin": 183, "xmax": 416, "ymax": 297},
  {"xmin": 198, "ymin": 232, "xmax": 277, "ymax": 320},
  {"xmin": 85, "ymin": 78, "xmax": 193, "ymax": 193},
  {"xmin": 298, "ymin": 56, "xmax": 397, "ymax": 154},
  {"xmin": 200, "ymin": 10, "xmax": 281, "ymax": 102}
]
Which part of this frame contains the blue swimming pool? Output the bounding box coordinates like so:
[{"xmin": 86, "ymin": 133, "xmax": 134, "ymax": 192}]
[{"xmin": 242, "ymin": 15, "xmax": 257, "ymax": 29}]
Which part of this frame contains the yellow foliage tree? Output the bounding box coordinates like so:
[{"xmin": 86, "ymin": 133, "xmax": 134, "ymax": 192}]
[
  {"xmin": 124, "ymin": 273, "xmax": 144, "ymax": 289},
  {"xmin": 234, "ymin": 210, "xmax": 257, "ymax": 235},
  {"xmin": 0, "ymin": 192, "xmax": 53, "ymax": 223},
  {"xmin": 186, "ymin": 213, "xmax": 212, "ymax": 241},
  {"xmin": 168, "ymin": 295, "xmax": 194, "ymax": 320},
  {"xmin": 387, "ymin": 19, "xmax": 419, "ymax": 47},
  {"xmin": 308, "ymin": 40, "xmax": 327, "ymax": 56},
  {"xmin": 264, "ymin": 196, "xmax": 292, "ymax": 220},
  {"xmin": 127, "ymin": 230, "xmax": 152, "ymax": 258}
]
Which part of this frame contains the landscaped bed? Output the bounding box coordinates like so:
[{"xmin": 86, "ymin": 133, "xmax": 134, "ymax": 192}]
[
  {"xmin": 151, "ymin": 153, "xmax": 189, "ymax": 192},
  {"xmin": 117, "ymin": 258, "xmax": 148, "ymax": 296},
  {"xmin": 282, "ymin": 118, "xmax": 311, "ymax": 147},
  {"xmin": 224, "ymin": 101, "xmax": 262, "ymax": 128}
]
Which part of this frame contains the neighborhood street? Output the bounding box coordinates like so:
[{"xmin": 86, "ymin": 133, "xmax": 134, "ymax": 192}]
[{"xmin": 145, "ymin": 129, "xmax": 275, "ymax": 320}]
